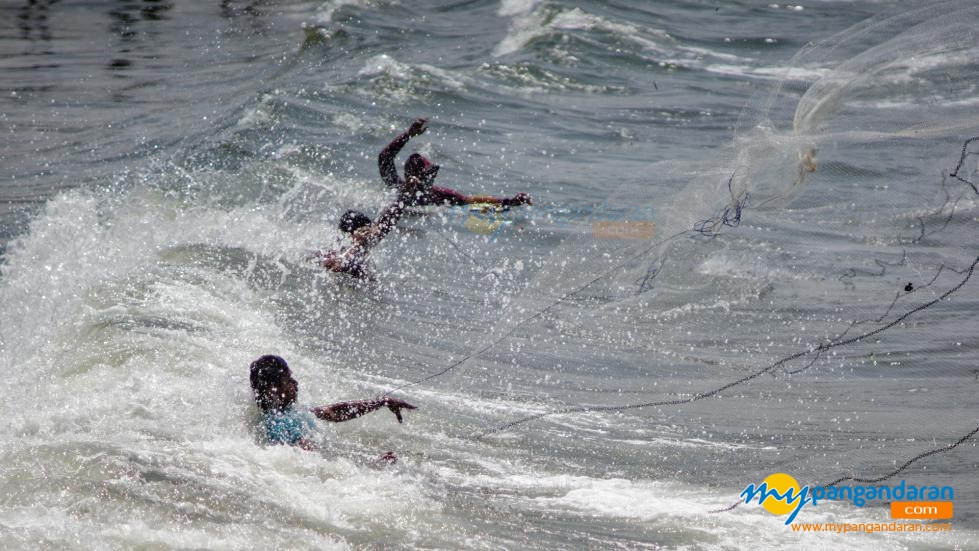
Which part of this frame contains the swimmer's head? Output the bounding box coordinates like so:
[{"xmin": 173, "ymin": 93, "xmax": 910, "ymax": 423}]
[
  {"xmin": 339, "ymin": 210, "xmax": 372, "ymax": 235},
  {"xmin": 250, "ymin": 355, "xmax": 298, "ymax": 412},
  {"xmin": 404, "ymin": 153, "xmax": 439, "ymax": 185}
]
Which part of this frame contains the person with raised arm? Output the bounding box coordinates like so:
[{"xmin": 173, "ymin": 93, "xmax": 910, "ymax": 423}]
[
  {"xmin": 314, "ymin": 183, "xmax": 416, "ymax": 280},
  {"xmin": 379, "ymin": 117, "xmax": 532, "ymax": 208}
]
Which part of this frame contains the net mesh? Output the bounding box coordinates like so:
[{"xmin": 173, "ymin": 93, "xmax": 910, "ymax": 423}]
[{"xmin": 379, "ymin": 0, "xmax": 979, "ymax": 517}]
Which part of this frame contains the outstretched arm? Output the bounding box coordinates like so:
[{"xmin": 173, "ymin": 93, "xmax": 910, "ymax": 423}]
[
  {"xmin": 426, "ymin": 185, "xmax": 471, "ymax": 206},
  {"xmin": 359, "ymin": 190, "xmax": 412, "ymax": 248},
  {"xmin": 311, "ymin": 397, "xmax": 416, "ymax": 423},
  {"xmin": 378, "ymin": 118, "xmax": 428, "ymax": 187},
  {"xmin": 428, "ymin": 187, "xmax": 533, "ymax": 207}
]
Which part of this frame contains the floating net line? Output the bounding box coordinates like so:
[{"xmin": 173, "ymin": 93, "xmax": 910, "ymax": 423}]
[{"xmin": 476, "ymin": 250, "xmax": 977, "ymax": 438}]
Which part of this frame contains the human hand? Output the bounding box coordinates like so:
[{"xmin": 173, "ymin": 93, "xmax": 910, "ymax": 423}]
[
  {"xmin": 407, "ymin": 118, "xmax": 429, "ymax": 137},
  {"xmin": 510, "ymin": 192, "xmax": 532, "ymax": 206},
  {"xmin": 379, "ymin": 451, "xmax": 398, "ymax": 465},
  {"xmin": 319, "ymin": 251, "xmax": 341, "ymax": 271},
  {"xmin": 382, "ymin": 397, "xmax": 417, "ymax": 423}
]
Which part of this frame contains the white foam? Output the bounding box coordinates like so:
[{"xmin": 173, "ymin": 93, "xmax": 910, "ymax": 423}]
[
  {"xmin": 358, "ymin": 54, "xmax": 412, "ymax": 79},
  {"xmin": 497, "ymin": 0, "xmax": 540, "ymax": 17},
  {"xmin": 704, "ymin": 63, "xmax": 830, "ymax": 81},
  {"xmin": 0, "ymin": 183, "xmax": 443, "ymax": 548},
  {"xmin": 236, "ymin": 93, "xmax": 274, "ymax": 128},
  {"xmin": 313, "ymin": 0, "xmax": 368, "ymax": 25},
  {"xmin": 550, "ymin": 8, "xmax": 669, "ymax": 54},
  {"xmin": 698, "ymin": 251, "xmax": 817, "ymax": 282},
  {"xmin": 357, "ymin": 55, "xmax": 472, "ymax": 101},
  {"xmin": 493, "ymin": 6, "xmax": 672, "ymax": 58},
  {"xmin": 492, "ymin": 6, "xmax": 550, "ymax": 57}
]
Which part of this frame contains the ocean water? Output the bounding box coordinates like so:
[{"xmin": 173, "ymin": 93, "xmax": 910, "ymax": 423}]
[{"xmin": 2, "ymin": 1, "xmax": 978, "ymax": 549}]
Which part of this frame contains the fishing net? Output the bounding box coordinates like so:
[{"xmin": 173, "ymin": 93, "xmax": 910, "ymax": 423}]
[
  {"xmin": 380, "ymin": 0, "xmax": 979, "ymax": 520},
  {"xmin": 1, "ymin": 1, "xmax": 977, "ymax": 547}
]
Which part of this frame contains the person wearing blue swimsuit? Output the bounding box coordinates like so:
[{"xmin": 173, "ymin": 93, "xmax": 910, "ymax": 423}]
[{"xmin": 249, "ymin": 355, "xmax": 415, "ymax": 457}]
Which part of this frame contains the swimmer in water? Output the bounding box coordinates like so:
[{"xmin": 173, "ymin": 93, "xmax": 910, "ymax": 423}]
[
  {"xmin": 315, "ymin": 185, "xmax": 416, "ymax": 280},
  {"xmin": 379, "ymin": 118, "xmax": 533, "ymax": 208},
  {"xmin": 316, "ymin": 118, "xmax": 529, "ymax": 278},
  {"xmin": 250, "ymin": 354, "xmax": 415, "ymax": 458}
]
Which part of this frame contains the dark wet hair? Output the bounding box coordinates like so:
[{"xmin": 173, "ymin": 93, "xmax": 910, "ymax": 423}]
[
  {"xmin": 250, "ymin": 355, "xmax": 291, "ymax": 411},
  {"xmin": 339, "ymin": 210, "xmax": 372, "ymax": 234},
  {"xmin": 404, "ymin": 153, "xmax": 439, "ymax": 182}
]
